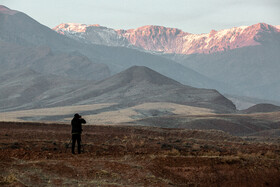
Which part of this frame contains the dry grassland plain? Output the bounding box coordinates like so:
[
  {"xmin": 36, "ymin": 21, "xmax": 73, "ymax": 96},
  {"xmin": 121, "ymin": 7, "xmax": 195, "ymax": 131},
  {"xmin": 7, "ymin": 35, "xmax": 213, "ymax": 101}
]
[
  {"xmin": 0, "ymin": 122, "xmax": 280, "ymax": 186},
  {"xmin": 0, "ymin": 103, "xmax": 280, "ymax": 186}
]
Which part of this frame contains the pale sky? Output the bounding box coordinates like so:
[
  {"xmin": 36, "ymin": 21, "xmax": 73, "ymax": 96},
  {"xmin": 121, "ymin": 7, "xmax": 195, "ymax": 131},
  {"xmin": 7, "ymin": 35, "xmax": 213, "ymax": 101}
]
[{"xmin": 1, "ymin": 0, "xmax": 279, "ymax": 33}]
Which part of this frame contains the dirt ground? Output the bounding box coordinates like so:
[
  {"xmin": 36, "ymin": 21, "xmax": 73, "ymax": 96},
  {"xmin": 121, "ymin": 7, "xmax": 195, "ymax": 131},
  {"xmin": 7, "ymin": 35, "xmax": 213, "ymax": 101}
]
[{"xmin": 0, "ymin": 122, "xmax": 280, "ymax": 186}]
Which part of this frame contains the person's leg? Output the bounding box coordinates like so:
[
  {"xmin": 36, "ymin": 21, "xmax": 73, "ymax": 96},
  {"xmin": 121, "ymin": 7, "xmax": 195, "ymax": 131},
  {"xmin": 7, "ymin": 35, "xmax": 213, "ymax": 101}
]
[
  {"xmin": 77, "ymin": 134, "xmax": 81, "ymax": 154},
  {"xmin": 72, "ymin": 134, "xmax": 77, "ymax": 154}
]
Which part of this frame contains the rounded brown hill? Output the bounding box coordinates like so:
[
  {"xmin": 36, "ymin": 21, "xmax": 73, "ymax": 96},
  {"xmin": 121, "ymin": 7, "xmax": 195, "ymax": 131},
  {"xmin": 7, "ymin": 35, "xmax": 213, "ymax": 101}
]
[
  {"xmin": 242, "ymin": 103, "xmax": 280, "ymax": 114},
  {"xmin": 98, "ymin": 65, "xmax": 182, "ymax": 86},
  {"xmin": 61, "ymin": 66, "xmax": 236, "ymax": 112}
]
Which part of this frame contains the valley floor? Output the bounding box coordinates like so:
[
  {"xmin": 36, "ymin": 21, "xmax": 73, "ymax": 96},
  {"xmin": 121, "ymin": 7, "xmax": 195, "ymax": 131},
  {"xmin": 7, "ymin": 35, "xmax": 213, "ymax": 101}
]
[{"xmin": 0, "ymin": 122, "xmax": 280, "ymax": 186}]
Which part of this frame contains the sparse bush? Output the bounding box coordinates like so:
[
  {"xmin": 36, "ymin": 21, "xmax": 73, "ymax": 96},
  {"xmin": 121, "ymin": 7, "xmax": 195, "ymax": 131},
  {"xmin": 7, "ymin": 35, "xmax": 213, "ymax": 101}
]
[
  {"xmin": 236, "ymin": 151, "xmax": 262, "ymax": 160},
  {"xmin": 192, "ymin": 144, "xmax": 201, "ymax": 151},
  {"xmin": 149, "ymin": 154, "xmax": 157, "ymax": 159},
  {"xmin": 161, "ymin": 143, "xmax": 173, "ymax": 150},
  {"xmin": 202, "ymin": 150, "xmax": 220, "ymax": 157},
  {"xmin": 95, "ymin": 170, "xmax": 110, "ymax": 178},
  {"xmin": 164, "ymin": 148, "xmax": 180, "ymax": 156},
  {"xmin": 0, "ymin": 174, "xmax": 17, "ymax": 184},
  {"xmin": 264, "ymin": 150, "xmax": 279, "ymax": 159},
  {"xmin": 221, "ymin": 156, "xmax": 241, "ymax": 165},
  {"xmin": 10, "ymin": 142, "xmax": 20, "ymax": 149},
  {"xmin": 184, "ymin": 142, "xmax": 192, "ymax": 148}
]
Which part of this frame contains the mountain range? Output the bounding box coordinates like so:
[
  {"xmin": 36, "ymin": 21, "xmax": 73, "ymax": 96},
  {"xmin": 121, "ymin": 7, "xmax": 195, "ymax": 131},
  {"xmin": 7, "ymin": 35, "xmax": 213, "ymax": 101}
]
[
  {"xmin": 0, "ymin": 5, "xmax": 237, "ymax": 113},
  {"xmin": 0, "ymin": 5, "xmax": 221, "ymax": 89},
  {"xmin": 54, "ymin": 22, "xmax": 280, "ymax": 54},
  {"xmin": 54, "ymin": 21, "xmax": 280, "ymax": 103},
  {"xmin": 0, "ymin": 5, "xmax": 280, "ymax": 113}
]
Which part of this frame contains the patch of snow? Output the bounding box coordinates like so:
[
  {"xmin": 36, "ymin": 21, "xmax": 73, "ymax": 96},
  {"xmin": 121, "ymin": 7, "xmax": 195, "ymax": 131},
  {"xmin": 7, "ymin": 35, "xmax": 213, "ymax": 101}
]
[
  {"xmin": 53, "ymin": 23, "xmax": 130, "ymax": 47},
  {"xmin": 275, "ymin": 25, "xmax": 280, "ymax": 30}
]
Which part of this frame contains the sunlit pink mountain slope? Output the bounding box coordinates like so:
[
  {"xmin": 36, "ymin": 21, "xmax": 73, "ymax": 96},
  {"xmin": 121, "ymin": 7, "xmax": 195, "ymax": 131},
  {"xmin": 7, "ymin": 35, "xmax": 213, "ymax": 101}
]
[{"xmin": 54, "ymin": 23, "xmax": 280, "ymax": 54}]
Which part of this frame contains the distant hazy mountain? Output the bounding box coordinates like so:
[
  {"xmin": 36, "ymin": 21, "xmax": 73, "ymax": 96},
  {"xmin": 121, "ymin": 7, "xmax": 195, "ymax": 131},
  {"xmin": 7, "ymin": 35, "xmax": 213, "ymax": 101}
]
[
  {"xmin": 0, "ymin": 6, "xmax": 74, "ymax": 50},
  {"xmin": 167, "ymin": 43, "xmax": 280, "ymax": 102},
  {"xmin": 0, "ymin": 6, "xmax": 110, "ymax": 81},
  {"xmin": 0, "ymin": 41, "xmax": 110, "ymax": 81},
  {"xmin": 54, "ymin": 23, "xmax": 280, "ymax": 54},
  {"xmin": 223, "ymin": 94, "xmax": 280, "ymax": 110},
  {"xmin": 0, "ymin": 69, "xmax": 88, "ymax": 112}
]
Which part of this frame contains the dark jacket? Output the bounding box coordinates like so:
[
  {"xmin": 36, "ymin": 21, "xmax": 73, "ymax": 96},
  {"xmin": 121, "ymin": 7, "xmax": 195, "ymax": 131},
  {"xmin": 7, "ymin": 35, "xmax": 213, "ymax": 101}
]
[{"xmin": 71, "ymin": 117, "xmax": 86, "ymax": 134}]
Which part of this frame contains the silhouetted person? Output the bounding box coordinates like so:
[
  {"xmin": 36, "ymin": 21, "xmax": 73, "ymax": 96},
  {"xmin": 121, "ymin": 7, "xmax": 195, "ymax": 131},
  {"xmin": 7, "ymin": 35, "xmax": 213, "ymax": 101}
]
[{"xmin": 71, "ymin": 113, "xmax": 86, "ymax": 154}]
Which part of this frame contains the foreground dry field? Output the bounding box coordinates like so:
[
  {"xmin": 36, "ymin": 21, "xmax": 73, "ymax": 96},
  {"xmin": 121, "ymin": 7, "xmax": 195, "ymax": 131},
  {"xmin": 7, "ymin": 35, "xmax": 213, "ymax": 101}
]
[{"xmin": 0, "ymin": 122, "xmax": 280, "ymax": 186}]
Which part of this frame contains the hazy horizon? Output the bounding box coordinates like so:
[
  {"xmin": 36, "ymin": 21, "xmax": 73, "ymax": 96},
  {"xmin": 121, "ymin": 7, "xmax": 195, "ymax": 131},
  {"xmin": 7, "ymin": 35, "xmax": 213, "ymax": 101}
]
[{"xmin": 1, "ymin": 0, "xmax": 279, "ymax": 34}]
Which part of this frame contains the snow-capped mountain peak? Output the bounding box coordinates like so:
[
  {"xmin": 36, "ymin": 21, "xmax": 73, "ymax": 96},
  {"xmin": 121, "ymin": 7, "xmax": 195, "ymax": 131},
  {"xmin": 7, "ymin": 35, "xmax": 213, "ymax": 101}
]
[
  {"xmin": 53, "ymin": 23, "xmax": 280, "ymax": 54},
  {"xmin": 53, "ymin": 23, "xmax": 101, "ymax": 34},
  {"xmin": 53, "ymin": 23, "xmax": 131, "ymax": 47}
]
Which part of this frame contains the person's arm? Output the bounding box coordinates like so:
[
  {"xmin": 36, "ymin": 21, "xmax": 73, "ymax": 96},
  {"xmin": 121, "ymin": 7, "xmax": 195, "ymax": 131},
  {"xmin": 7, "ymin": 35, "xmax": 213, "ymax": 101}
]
[{"xmin": 80, "ymin": 118, "xmax": 86, "ymax": 124}]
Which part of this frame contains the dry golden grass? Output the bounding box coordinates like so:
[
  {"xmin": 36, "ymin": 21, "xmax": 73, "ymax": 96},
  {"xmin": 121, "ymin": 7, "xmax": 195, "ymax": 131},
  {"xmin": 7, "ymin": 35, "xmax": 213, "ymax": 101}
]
[
  {"xmin": 0, "ymin": 102, "xmax": 215, "ymax": 124},
  {"xmin": 248, "ymin": 111, "xmax": 280, "ymax": 122},
  {"xmin": 84, "ymin": 102, "xmax": 215, "ymax": 124},
  {"xmin": 0, "ymin": 103, "xmax": 116, "ymax": 122}
]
